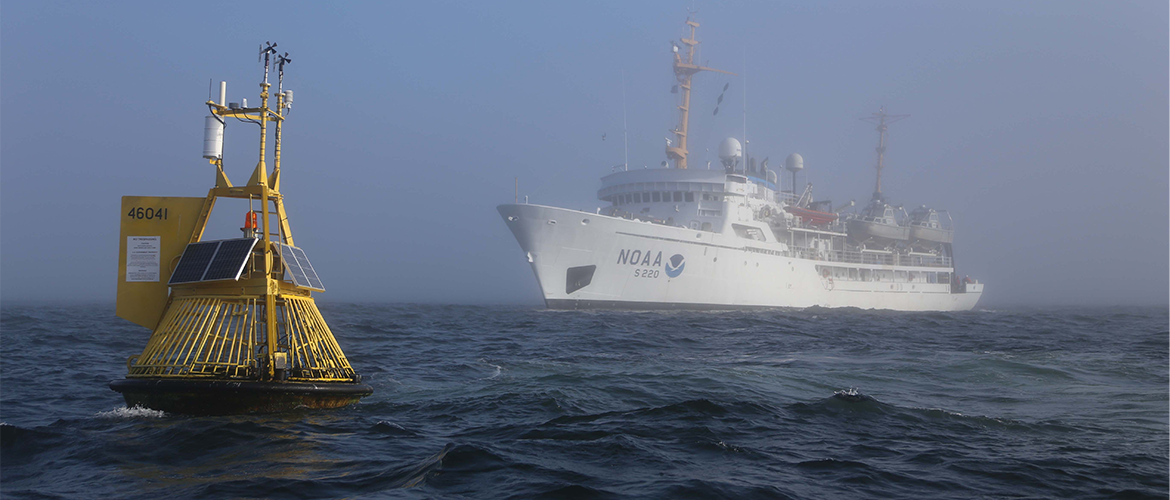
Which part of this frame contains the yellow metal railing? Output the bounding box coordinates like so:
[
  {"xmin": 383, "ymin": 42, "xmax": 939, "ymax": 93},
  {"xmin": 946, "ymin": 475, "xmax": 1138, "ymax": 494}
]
[{"xmin": 129, "ymin": 295, "xmax": 355, "ymax": 381}]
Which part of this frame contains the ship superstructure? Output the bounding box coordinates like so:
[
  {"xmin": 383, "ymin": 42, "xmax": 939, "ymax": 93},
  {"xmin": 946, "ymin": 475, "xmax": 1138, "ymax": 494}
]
[{"xmin": 498, "ymin": 16, "xmax": 983, "ymax": 311}]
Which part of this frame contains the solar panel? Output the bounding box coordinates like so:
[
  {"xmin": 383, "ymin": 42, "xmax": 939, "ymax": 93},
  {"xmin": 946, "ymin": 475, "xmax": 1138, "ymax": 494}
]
[
  {"xmin": 289, "ymin": 246, "xmax": 325, "ymax": 290},
  {"xmin": 168, "ymin": 238, "xmax": 257, "ymax": 285},
  {"xmin": 280, "ymin": 243, "xmax": 325, "ymax": 291},
  {"xmin": 202, "ymin": 238, "xmax": 259, "ymax": 281},
  {"xmin": 168, "ymin": 242, "xmax": 219, "ymax": 284}
]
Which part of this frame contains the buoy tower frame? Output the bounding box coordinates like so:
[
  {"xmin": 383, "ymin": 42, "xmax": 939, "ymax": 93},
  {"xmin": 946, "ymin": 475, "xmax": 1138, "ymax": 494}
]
[{"xmin": 110, "ymin": 44, "xmax": 371, "ymax": 415}]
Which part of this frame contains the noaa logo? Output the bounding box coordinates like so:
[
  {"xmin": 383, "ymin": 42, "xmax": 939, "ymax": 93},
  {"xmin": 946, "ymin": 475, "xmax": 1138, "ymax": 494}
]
[{"xmin": 665, "ymin": 254, "xmax": 686, "ymax": 278}]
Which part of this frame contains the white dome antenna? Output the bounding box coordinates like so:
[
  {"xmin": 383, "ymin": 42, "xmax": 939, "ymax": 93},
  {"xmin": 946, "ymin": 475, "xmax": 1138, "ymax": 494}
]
[
  {"xmin": 718, "ymin": 137, "xmax": 742, "ymax": 169},
  {"xmin": 785, "ymin": 153, "xmax": 804, "ymax": 193}
]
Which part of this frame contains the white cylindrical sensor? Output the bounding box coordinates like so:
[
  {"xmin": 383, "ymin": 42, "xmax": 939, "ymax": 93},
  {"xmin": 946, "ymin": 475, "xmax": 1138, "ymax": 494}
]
[
  {"xmin": 218, "ymin": 81, "xmax": 227, "ymax": 105},
  {"xmin": 203, "ymin": 115, "xmax": 224, "ymax": 159}
]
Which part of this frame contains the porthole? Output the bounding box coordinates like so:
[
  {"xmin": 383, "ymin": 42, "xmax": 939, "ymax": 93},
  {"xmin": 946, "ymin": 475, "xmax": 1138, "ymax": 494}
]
[
  {"xmin": 548, "ymin": 220, "xmax": 557, "ymax": 225},
  {"xmin": 582, "ymin": 219, "xmax": 590, "ymax": 225}
]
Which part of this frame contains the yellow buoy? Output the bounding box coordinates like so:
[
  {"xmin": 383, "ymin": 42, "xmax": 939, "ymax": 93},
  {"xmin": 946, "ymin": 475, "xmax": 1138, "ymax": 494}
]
[{"xmin": 110, "ymin": 43, "xmax": 371, "ymax": 415}]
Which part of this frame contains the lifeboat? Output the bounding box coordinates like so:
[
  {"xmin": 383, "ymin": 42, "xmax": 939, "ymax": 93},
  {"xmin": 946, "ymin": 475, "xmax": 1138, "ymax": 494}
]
[
  {"xmin": 909, "ymin": 206, "xmax": 954, "ymax": 244},
  {"xmin": 847, "ymin": 201, "xmax": 909, "ymax": 243}
]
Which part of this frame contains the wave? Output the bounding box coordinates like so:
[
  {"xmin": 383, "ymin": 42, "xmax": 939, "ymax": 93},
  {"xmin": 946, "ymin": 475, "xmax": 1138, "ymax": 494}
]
[
  {"xmin": 0, "ymin": 422, "xmax": 69, "ymax": 462},
  {"xmin": 790, "ymin": 389, "xmax": 1090, "ymax": 437},
  {"xmin": 371, "ymin": 420, "xmax": 416, "ymax": 436}
]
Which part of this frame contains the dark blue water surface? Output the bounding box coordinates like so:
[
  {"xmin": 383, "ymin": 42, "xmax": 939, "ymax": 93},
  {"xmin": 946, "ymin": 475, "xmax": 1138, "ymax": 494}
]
[{"xmin": 1, "ymin": 304, "xmax": 1167, "ymax": 499}]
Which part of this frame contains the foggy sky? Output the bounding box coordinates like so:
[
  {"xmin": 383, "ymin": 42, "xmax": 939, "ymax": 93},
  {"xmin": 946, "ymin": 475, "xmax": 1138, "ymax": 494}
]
[{"xmin": 2, "ymin": 1, "xmax": 1167, "ymax": 307}]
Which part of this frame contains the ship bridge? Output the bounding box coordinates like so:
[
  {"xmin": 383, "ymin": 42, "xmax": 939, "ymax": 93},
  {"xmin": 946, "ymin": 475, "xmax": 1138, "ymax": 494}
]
[
  {"xmin": 599, "ymin": 168, "xmax": 787, "ymax": 207},
  {"xmin": 597, "ymin": 167, "xmax": 788, "ymax": 232},
  {"xmin": 597, "ymin": 168, "xmax": 729, "ymax": 203}
]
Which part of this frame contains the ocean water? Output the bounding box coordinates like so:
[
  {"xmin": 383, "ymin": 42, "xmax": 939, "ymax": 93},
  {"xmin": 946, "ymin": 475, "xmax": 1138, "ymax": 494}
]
[{"xmin": 0, "ymin": 303, "xmax": 1166, "ymax": 499}]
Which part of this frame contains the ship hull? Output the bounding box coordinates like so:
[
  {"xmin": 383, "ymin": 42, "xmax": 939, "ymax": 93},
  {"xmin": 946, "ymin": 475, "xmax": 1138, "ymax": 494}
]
[{"xmin": 499, "ymin": 204, "xmax": 982, "ymax": 312}]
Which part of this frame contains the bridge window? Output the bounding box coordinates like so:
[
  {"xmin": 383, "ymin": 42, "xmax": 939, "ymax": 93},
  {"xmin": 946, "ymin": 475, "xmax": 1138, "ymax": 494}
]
[
  {"xmin": 634, "ymin": 193, "xmax": 642, "ymax": 203},
  {"xmin": 685, "ymin": 192, "xmax": 694, "ymax": 202},
  {"xmin": 732, "ymin": 224, "xmax": 767, "ymax": 241},
  {"xmin": 652, "ymin": 192, "xmax": 661, "ymax": 202},
  {"xmin": 673, "ymin": 192, "xmax": 683, "ymax": 202},
  {"xmin": 642, "ymin": 192, "xmax": 650, "ymax": 203}
]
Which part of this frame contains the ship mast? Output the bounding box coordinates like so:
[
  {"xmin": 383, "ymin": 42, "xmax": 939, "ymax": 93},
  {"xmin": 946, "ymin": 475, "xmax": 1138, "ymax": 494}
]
[
  {"xmin": 666, "ymin": 16, "xmax": 734, "ymax": 170},
  {"xmin": 862, "ymin": 106, "xmax": 909, "ymax": 200}
]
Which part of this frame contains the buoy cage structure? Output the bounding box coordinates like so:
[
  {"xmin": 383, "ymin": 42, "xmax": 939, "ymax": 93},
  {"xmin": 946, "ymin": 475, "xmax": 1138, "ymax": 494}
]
[{"xmin": 111, "ymin": 44, "xmax": 371, "ymax": 415}]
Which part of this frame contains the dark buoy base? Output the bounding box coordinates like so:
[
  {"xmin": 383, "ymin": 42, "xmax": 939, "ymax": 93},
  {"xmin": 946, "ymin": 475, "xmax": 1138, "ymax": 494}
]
[{"xmin": 109, "ymin": 378, "xmax": 373, "ymax": 416}]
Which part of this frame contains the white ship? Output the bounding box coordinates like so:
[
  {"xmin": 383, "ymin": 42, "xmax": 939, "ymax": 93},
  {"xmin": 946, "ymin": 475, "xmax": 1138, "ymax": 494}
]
[{"xmin": 499, "ymin": 16, "xmax": 983, "ymax": 311}]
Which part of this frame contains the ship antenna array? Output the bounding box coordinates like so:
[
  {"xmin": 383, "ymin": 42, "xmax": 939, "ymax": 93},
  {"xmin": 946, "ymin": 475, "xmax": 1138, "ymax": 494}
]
[
  {"xmin": 665, "ymin": 14, "xmax": 736, "ymax": 170},
  {"xmin": 622, "ymin": 70, "xmax": 629, "ymax": 171},
  {"xmin": 861, "ymin": 106, "xmax": 909, "ymax": 200},
  {"xmin": 742, "ymin": 45, "xmax": 747, "ymax": 174}
]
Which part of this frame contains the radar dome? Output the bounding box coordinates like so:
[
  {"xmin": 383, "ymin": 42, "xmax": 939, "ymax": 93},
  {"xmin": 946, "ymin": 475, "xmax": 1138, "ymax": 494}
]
[
  {"xmin": 718, "ymin": 137, "xmax": 742, "ymax": 168},
  {"xmin": 785, "ymin": 153, "xmax": 804, "ymax": 172}
]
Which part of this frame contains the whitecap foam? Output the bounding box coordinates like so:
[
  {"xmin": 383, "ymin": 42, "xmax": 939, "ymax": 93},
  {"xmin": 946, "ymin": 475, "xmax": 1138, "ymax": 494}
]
[
  {"xmin": 478, "ymin": 358, "xmax": 503, "ymax": 380},
  {"xmin": 95, "ymin": 405, "xmax": 166, "ymax": 419},
  {"xmin": 834, "ymin": 387, "xmax": 860, "ymax": 397}
]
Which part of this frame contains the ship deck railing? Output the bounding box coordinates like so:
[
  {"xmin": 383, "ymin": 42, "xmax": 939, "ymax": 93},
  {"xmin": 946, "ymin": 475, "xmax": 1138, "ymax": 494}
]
[{"xmin": 790, "ymin": 248, "xmax": 952, "ymax": 268}]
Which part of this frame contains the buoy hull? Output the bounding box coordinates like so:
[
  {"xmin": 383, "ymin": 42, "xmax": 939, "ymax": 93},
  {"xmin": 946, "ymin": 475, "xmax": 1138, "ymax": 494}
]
[{"xmin": 109, "ymin": 378, "xmax": 373, "ymax": 416}]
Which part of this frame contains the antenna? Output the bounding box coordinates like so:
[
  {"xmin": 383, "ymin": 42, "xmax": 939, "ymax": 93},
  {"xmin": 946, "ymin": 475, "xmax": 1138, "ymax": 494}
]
[
  {"xmin": 861, "ymin": 106, "xmax": 910, "ymax": 200},
  {"xmin": 621, "ymin": 70, "xmax": 629, "ymax": 171},
  {"xmin": 742, "ymin": 45, "xmax": 747, "ymax": 175}
]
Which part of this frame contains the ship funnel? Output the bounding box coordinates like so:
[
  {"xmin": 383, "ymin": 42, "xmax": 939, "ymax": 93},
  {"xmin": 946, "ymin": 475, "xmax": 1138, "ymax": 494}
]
[{"xmin": 718, "ymin": 137, "xmax": 742, "ymax": 168}]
